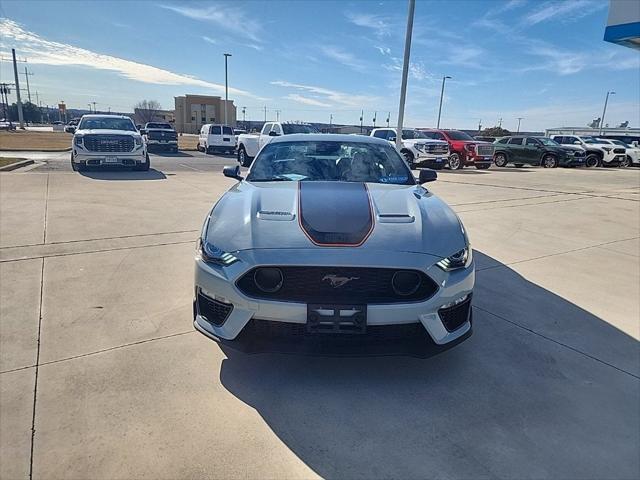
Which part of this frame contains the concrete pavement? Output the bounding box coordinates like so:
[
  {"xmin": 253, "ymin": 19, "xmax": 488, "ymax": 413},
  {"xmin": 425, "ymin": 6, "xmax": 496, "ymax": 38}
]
[{"xmin": 0, "ymin": 162, "xmax": 638, "ymax": 479}]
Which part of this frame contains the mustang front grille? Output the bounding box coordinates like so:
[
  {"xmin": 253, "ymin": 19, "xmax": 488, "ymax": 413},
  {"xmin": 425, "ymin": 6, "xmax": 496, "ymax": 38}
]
[
  {"xmin": 236, "ymin": 266, "xmax": 438, "ymax": 304},
  {"xmin": 476, "ymin": 144, "xmax": 494, "ymax": 156},
  {"xmin": 83, "ymin": 135, "xmax": 134, "ymax": 152}
]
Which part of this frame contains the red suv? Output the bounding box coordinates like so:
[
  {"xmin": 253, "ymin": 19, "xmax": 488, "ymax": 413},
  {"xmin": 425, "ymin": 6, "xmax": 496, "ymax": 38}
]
[{"xmin": 419, "ymin": 129, "xmax": 494, "ymax": 170}]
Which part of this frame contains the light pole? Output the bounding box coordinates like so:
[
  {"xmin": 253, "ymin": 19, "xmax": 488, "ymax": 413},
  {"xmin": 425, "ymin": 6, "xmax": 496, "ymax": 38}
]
[
  {"xmin": 516, "ymin": 117, "xmax": 523, "ymax": 134},
  {"xmin": 88, "ymin": 103, "xmax": 92, "ymax": 113},
  {"xmin": 396, "ymin": 0, "xmax": 415, "ymax": 150},
  {"xmin": 436, "ymin": 75, "xmax": 451, "ymax": 129},
  {"xmin": 600, "ymin": 90, "xmax": 615, "ymax": 135},
  {"xmin": 223, "ymin": 53, "xmax": 232, "ymax": 125}
]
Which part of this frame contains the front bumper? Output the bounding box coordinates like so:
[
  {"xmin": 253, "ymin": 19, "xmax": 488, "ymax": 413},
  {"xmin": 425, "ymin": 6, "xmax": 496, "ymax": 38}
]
[
  {"xmin": 73, "ymin": 147, "xmax": 146, "ymax": 166},
  {"xmin": 193, "ymin": 248, "xmax": 474, "ymax": 357},
  {"xmin": 146, "ymin": 140, "xmax": 178, "ymax": 150},
  {"xmin": 414, "ymin": 154, "xmax": 448, "ymax": 168}
]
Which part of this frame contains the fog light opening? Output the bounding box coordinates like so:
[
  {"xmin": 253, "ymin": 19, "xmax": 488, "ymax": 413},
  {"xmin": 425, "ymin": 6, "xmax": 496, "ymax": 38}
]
[
  {"xmin": 392, "ymin": 270, "xmax": 422, "ymax": 296},
  {"xmin": 254, "ymin": 268, "xmax": 284, "ymax": 293}
]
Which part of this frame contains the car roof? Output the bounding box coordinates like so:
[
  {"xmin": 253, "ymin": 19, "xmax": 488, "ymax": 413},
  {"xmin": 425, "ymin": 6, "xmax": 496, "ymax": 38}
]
[
  {"xmin": 80, "ymin": 114, "xmax": 131, "ymax": 120},
  {"xmin": 269, "ymin": 133, "xmax": 389, "ymax": 146}
]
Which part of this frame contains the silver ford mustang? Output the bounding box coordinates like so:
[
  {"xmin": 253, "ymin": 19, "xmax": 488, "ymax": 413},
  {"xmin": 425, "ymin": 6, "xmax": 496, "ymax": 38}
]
[{"xmin": 194, "ymin": 134, "xmax": 474, "ymax": 357}]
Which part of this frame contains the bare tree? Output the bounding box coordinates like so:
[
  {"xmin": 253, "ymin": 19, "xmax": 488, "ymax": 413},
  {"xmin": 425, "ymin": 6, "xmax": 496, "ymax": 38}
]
[{"xmin": 134, "ymin": 100, "xmax": 162, "ymax": 124}]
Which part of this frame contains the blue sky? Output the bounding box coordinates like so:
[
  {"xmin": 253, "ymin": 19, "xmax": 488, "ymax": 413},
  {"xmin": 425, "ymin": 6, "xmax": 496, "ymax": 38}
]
[{"xmin": 1, "ymin": 0, "xmax": 638, "ymax": 131}]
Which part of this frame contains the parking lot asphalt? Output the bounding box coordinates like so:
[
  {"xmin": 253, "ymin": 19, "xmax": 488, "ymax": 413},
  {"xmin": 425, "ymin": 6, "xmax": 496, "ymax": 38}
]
[{"xmin": 0, "ymin": 157, "xmax": 639, "ymax": 479}]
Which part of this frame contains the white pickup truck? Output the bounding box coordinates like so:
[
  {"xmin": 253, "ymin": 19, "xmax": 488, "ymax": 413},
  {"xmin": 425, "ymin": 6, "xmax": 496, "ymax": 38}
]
[
  {"xmin": 370, "ymin": 128, "xmax": 450, "ymax": 170},
  {"xmin": 236, "ymin": 122, "xmax": 319, "ymax": 166}
]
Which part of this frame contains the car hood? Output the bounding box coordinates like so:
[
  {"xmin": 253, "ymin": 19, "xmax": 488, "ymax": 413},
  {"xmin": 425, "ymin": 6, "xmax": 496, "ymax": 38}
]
[
  {"xmin": 205, "ymin": 181, "xmax": 466, "ymax": 258},
  {"xmin": 75, "ymin": 129, "xmax": 139, "ymax": 136},
  {"xmin": 557, "ymin": 144, "xmax": 584, "ymax": 152},
  {"xmin": 403, "ymin": 139, "xmax": 448, "ymax": 147}
]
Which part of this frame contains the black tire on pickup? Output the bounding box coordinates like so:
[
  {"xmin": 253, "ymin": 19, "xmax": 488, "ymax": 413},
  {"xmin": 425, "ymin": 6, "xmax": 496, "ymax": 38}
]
[
  {"xmin": 542, "ymin": 154, "xmax": 558, "ymax": 168},
  {"xmin": 585, "ymin": 153, "xmax": 599, "ymax": 168},
  {"xmin": 237, "ymin": 146, "xmax": 253, "ymax": 167},
  {"xmin": 134, "ymin": 154, "xmax": 150, "ymax": 171},
  {"xmin": 619, "ymin": 156, "xmax": 631, "ymax": 168}
]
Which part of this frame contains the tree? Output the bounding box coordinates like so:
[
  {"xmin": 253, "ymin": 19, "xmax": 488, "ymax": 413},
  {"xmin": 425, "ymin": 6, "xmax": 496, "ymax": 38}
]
[
  {"xmin": 480, "ymin": 126, "xmax": 511, "ymax": 137},
  {"xmin": 134, "ymin": 100, "xmax": 162, "ymax": 124},
  {"xmin": 8, "ymin": 102, "xmax": 42, "ymax": 123}
]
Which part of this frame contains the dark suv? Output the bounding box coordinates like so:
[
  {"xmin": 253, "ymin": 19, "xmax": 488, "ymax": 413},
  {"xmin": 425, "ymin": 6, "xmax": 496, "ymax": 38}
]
[
  {"xmin": 141, "ymin": 122, "xmax": 178, "ymax": 153},
  {"xmin": 493, "ymin": 136, "xmax": 585, "ymax": 168}
]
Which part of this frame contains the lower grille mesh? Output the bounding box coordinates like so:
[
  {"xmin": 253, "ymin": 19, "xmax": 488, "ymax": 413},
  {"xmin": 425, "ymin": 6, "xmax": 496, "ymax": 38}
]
[
  {"xmin": 438, "ymin": 296, "xmax": 472, "ymax": 332},
  {"xmin": 197, "ymin": 291, "xmax": 233, "ymax": 326}
]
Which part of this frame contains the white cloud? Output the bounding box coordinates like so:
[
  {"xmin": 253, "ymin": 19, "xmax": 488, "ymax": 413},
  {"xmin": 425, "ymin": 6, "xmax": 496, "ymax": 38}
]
[
  {"xmin": 345, "ymin": 12, "xmax": 391, "ymax": 37},
  {"xmin": 321, "ymin": 45, "xmax": 368, "ymax": 71},
  {"xmin": 202, "ymin": 35, "xmax": 217, "ymax": 45},
  {"xmin": 522, "ymin": 0, "xmax": 605, "ymax": 26},
  {"xmin": 271, "ymin": 81, "xmax": 379, "ymax": 108},
  {"xmin": 374, "ymin": 46, "xmax": 391, "ymax": 56},
  {"xmin": 0, "ymin": 19, "xmax": 258, "ymax": 98},
  {"xmin": 160, "ymin": 3, "xmax": 263, "ymax": 43},
  {"xmin": 285, "ymin": 94, "xmax": 332, "ymax": 107}
]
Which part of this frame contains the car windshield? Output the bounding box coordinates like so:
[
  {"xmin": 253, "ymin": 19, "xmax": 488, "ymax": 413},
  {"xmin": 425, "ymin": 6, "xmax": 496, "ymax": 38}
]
[
  {"xmin": 79, "ymin": 117, "xmax": 136, "ymax": 131},
  {"xmin": 607, "ymin": 140, "xmax": 628, "ymax": 146},
  {"xmin": 247, "ymin": 140, "xmax": 415, "ymax": 185},
  {"xmin": 281, "ymin": 124, "xmax": 320, "ymax": 134},
  {"xmin": 582, "ymin": 137, "xmax": 602, "ymax": 144},
  {"xmin": 446, "ymin": 130, "xmax": 474, "ymax": 141},
  {"xmin": 402, "ymin": 129, "xmax": 427, "ymax": 140},
  {"xmin": 538, "ymin": 138, "xmax": 559, "ymax": 146},
  {"xmin": 146, "ymin": 123, "xmax": 172, "ymax": 129}
]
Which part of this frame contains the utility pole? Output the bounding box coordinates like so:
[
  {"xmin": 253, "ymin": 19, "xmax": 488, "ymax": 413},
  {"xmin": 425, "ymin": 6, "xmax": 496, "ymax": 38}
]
[
  {"xmin": 436, "ymin": 75, "xmax": 451, "ymax": 129},
  {"xmin": 386, "ymin": 112, "xmax": 390, "ymax": 127},
  {"xmin": 329, "ymin": 113, "xmax": 332, "ymax": 130},
  {"xmin": 242, "ymin": 106, "xmax": 246, "ymax": 128},
  {"xmin": 21, "ymin": 66, "xmax": 33, "ymax": 103},
  {"xmin": 600, "ymin": 90, "xmax": 615, "ymax": 136},
  {"xmin": 88, "ymin": 103, "xmax": 92, "ymax": 113},
  {"xmin": 275, "ymin": 109, "xmax": 281, "ymax": 122},
  {"xmin": 498, "ymin": 117, "xmax": 503, "ymax": 128},
  {"xmin": 92, "ymin": 101, "xmax": 97, "ymax": 113},
  {"xmin": 373, "ymin": 111, "xmax": 377, "ymax": 128},
  {"xmin": 516, "ymin": 117, "xmax": 523, "ymax": 133},
  {"xmin": 360, "ymin": 109, "xmax": 363, "ymax": 134},
  {"xmin": 223, "ymin": 53, "xmax": 232, "ymax": 125},
  {"xmin": 478, "ymin": 119, "xmax": 482, "ymax": 132},
  {"xmin": 11, "ymin": 49, "xmax": 24, "ymax": 129},
  {"xmin": 396, "ymin": 0, "xmax": 415, "ymax": 150},
  {"xmin": 263, "ymin": 105, "xmax": 267, "ymax": 122},
  {"xmin": 0, "ymin": 84, "xmax": 10, "ymax": 122},
  {"xmin": 35, "ymin": 91, "xmax": 40, "ymax": 106}
]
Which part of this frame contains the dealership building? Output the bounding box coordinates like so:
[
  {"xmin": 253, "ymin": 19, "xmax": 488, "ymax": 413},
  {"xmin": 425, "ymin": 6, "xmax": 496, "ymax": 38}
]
[
  {"xmin": 604, "ymin": 0, "xmax": 640, "ymax": 49},
  {"xmin": 174, "ymin": 94, "xmax": 237, "ymax": 134}
]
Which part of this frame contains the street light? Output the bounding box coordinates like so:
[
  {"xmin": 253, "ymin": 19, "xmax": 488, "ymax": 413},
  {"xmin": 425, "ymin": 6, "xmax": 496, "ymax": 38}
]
[
  {"xmin": 223, "ymin": 53, "xmax": 232, "ymax": 125},
  {"xmin": 436, "ymin": 75, "xmax": 451, "ymax": 129},
  {"xmin": 395, "ymin": 0, "xmax": 415, "ymax": 150},
  {"xmin": 516, "ymin": 117, "xmax": 524, "ymax": 133},
  {"xmin": 600, "ymin": 90, "xmax": 615, "ymax": 135}
]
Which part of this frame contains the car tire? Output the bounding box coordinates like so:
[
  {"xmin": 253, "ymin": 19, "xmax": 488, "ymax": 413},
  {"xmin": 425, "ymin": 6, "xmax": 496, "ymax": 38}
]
[
  {"xmin": 475, "ymin": 163, "xmax": 490, "ymax": 170},
  {"xmin": 134, "ymin": 154, "xmax": 150, "ymax": 171},
  {"xmin": 542, "ymin": 154, "xmax": 558, "ymax": 168},
  {"xmin": 585, "ymin": 153, "xmax": 599, "ymax": 168},
  {"xmin": 448, "ymin": 153, "xmax": 463, "ymax": 170},
  {"xmin": 401, "ymin": 149, "xmax": 415, "ymax": 168},
  {"xmin": 494, "ymin": 153, "xmax": 508, "ymax": 167},
  {"xmin": 70, "ymin": 154, "xmax": 78, "ymax": 172},
  {"xmin": 237, "ymin": 146, "xmax": 252, "ymax": 167},
  {"xmin": 620, "ymin": 156, "xmax": 631, "ymax": 168}
]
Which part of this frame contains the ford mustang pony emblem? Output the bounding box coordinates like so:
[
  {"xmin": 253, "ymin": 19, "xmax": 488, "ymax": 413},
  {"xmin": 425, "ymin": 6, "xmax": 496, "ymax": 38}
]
[{"xmin": 322, "ymin": 274, "xmax": 359, "ymax": 288}]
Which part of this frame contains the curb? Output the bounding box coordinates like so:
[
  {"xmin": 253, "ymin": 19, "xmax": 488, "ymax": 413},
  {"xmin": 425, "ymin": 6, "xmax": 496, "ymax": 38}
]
[
  {"xmin": 0, "ymin": 148, "xmax": 71, "ymax": 152},
  {"xmin": 0, "ymin": 159, "xmax": 35, "ymax": 171}
]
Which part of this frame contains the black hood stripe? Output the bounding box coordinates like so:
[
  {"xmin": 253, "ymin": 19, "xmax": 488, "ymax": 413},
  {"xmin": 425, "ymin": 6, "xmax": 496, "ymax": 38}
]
[{"xmin": 298, "ymin": 181, "xmax": 374, "ymax": 247}]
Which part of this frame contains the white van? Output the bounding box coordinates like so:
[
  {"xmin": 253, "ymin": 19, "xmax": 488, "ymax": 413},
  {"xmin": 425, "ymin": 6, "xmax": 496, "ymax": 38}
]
[{"xmin": 198, "ymin": 124, "xmax": 235, "ymax": 154}]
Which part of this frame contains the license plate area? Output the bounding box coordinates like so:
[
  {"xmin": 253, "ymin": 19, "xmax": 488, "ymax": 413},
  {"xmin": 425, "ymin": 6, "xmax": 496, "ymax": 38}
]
[
  {"xmin": 104, "ymin": 157, "xmax": 119, "ymax": 163},
  {"xmin": 307, "ymin": 304, "xmax": 367, "ymax": 334}
]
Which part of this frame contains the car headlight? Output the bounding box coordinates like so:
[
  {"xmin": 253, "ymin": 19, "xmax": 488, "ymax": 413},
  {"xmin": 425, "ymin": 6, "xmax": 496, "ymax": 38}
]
[
  {"xmin": 73, "ymin": 135, "xmax": 83, "ymax": 146},
  {"xmin": 414, "ymin": 143, "xmax": 427, "ymax": 153},
  {"xmin": 436, "ymin": 246, "xmax": 473, "ymax": 271},
  {"xmin": 602, "ymin": 147, "xmax": 611, "ymax": 152},
  {"xmin": 134, "ymin": 136, "xmax": 143, "ymax": 146},
  {"xmin": 196, "ymin": 238, "xmax": 238, "ymax": 266},
  {"xmin": 465, "ymin": 143, "xmax": 476, "ymax": 152}
]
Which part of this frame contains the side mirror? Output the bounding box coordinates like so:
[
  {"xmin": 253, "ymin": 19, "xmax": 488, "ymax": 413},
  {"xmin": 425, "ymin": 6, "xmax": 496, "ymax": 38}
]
[
  {"xmin": 418, "ymin": 169, "xmax": 437, "ymax": 184},
  {"xmin": 136, "ymin": 125, "xmax": 142, "ymax": 130},
  {"xmin": 139, "ymin": 129, "xmax": 146, "ymax": 135},
  {"xmin": 573, "ymin": 141, "xmax": 581, "ymax": 145},
  {"xmin": 268, "ymin": 130, "xmax": 279, "ymax": 137},
  {"xmin": 67, "ymin": 126, "xmax": 76, "ymax": 133},
  {"xmin": 223, "ymin": 165, "xmax": 243, "ymax": 180},
  {"xmin": 389, "ymin": 136, "xmax": 396, "ymax": 142}
]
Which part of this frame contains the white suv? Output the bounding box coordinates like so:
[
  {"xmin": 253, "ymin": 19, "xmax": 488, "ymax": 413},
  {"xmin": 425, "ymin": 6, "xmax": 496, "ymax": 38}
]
[
  {"xmin": 549, "ymin": 135, "xmax": 627, "ymax": 167},
  {"xmin": 595, "ymin": 138, "xmax": 639, "ymax": 167},
  {"xmin": 370, "ymin": 128, "xmax": 449, "ymax": 169},
  {"xmin": 71, "ymin": 115, "xmax": 148, "ymax": 171}
]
